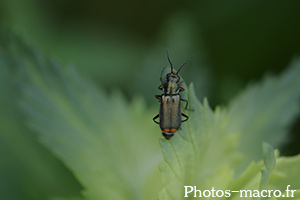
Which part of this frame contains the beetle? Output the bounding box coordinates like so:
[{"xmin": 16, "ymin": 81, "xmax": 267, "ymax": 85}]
[{"xmin": 153, "ymin": 50, "xmax": 193, "ymax": 139}]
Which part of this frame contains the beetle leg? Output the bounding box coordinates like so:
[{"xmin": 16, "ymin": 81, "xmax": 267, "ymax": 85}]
[
  {"xmin": 153, "ymin": 114, "xmax": 160, "ymax": 124},
  {"xmin": 155, "ymin": 95, "xmax": 162, "ymax": 103},
  {"xmin": 155, "ymin": 95, "xmax": 162, "ymax": 99},
  {"xmin": 181, "ymin": 98, "xmax": 189, "ymax": 109},
  {"xmin": 181, "ymin": 113, "xmax": 189, "ymax": 122},
  {"xmin": 158, "ymin": 84, "xmax": 164, "ymax": 91},
  {"xmin": 153, "ymin": 95, "xmax": 161, "ymax": 124},
  {"xmin": 181, "ymin": 98, "xmax": 194, "ymax": 111}
]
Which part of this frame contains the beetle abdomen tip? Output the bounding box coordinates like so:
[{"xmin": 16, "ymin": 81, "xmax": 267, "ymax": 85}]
[{"xmin": 162, "ymin": 132, "xmax": 174, "ymax": 140}]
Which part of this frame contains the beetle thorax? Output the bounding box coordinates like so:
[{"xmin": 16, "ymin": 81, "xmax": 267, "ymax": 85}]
[
  {"xmin": 162, "ymin": 73, "xmax": 179, "ymax": 94},
  {"xmin": 164, "ymin": 81, "xmax": 179, "ymax": 94}
]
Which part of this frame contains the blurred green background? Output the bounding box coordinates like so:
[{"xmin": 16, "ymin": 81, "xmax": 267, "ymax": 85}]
[
  {"xmin": 1, "ymin": 0, "xmax": 300, "ymax": 199},
  {"xmin": 1, "ymin": 1, "xmax": 300, "ymax": 105}
]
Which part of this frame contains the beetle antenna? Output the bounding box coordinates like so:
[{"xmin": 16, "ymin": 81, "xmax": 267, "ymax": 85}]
[
  {"xmin": 166, "ymin": 49, "xmax": 174, "ymax": 72},
  {"xmin": 177, "ymin": 55, "xmax": 194, "ymax": 74}
]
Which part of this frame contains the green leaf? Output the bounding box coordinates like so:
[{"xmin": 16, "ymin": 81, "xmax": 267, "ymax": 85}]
[
  {"xmin": 0, "ymin": 32, "xmax": 82, "ymax": 200},
  {"xmin": 228, "ymin": 161, "xmax": 263, "ymax": 198},
  {"xmin": 258, "ymin": 143, "xmax": 276, "ymax": 198},
  {"xmin": 25, "ymin": 56, "xmax": 160, "ymax": 200},
  {"xmin": 262, "ymin": 154, "xmax": 300, "ymax": 200},
  {"xmin": 228, "ymin": 149, "xmax": 300, "ymax": 200},
  {"xmin": 268, "ymin": 154, "xmax": 300, "ymax": 190},
  {"xmin": 226, "ymin": 58, "xmax": 300, "ymax": 173},
  {"xmin": 262, "ymin": 142, "xmax": 276, "ymax": 173},
  {"xmin": 2, "ymin": 32, "xmax": 162, "ymax": 200}
]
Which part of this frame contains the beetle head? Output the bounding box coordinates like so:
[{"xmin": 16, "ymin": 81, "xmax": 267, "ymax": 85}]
[{"xmin": 166, "ymin": 49, "xmax": 194, "ymax": 82}]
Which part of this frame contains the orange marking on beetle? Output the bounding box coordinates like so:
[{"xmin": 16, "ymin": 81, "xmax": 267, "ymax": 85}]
[
  {"xmin": 179, "ymin": 84, "xmax": 183, "ymax": 87},
  {"xmin": 164, "ymin": 129, "xmax": 171, "ymax": 132},
  {"xmin": 171, "ymin": 128, "xmax": 177, "ymax": 132}
]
